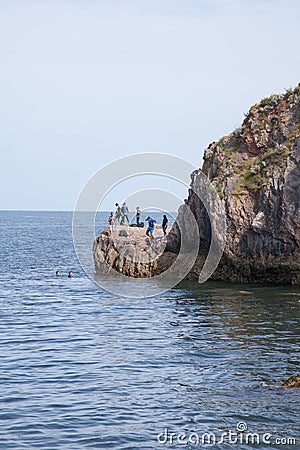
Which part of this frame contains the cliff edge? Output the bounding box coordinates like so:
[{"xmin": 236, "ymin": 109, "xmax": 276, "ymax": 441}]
[{"xmin": 94, "ymin": 85, "xmax": 300, "ymax": 285}]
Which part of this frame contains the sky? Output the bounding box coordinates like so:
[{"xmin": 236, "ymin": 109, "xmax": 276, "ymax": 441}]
[{"xmin": 0, "ymin": 0, "xmax": 299, "ymax": 211}]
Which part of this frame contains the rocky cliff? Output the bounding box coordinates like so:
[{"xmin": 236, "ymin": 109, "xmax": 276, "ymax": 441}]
[{"xmin": 94, "ymin": 84, "xmax": 300, "ymax": 285}]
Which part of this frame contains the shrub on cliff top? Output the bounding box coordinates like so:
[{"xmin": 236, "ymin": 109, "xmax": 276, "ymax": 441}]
[
  {"xmin": 259, "ymin": 94, "xmax": 281, "ymax": 110},
  {"xmin": 284, "ymin": 83, "xmax": 300, "ymax": 97}
]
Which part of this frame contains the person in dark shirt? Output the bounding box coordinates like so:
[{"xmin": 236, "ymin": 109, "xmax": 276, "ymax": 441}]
[
  {"xmin": 115, "ymin": 203, "xmax": 121, "ymax": 224},
  {"xmin": 162, "ymin": 214, "xmax": 168, "ymax": 236},
  {"xmin": 108, "ymin": 212, "xmax": 115, "ymax": 235},
  {"xmin": 122, "ymin": 202, "xmax": 129, "ymax": 224},
  {"xmin": 136, "ymin": 206, "xmax": 141, "ymax": 226}
]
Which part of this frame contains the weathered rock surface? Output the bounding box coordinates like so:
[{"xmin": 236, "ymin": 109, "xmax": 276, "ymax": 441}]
[
  {"xmin": 281, "ymin": 375, "xmax": 300, "ymax": 388},
  {"xmin": 94, "ymin": 225, "xmax": 175, "ymax": 277},
  {"xmin": 94, "ymin": 85, "xmax": 300, "ymax": 285}
]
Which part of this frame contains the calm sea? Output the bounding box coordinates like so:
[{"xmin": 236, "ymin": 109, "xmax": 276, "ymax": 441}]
[{"xmin": 0, "ymin": 211, "xmax": 299, "ymax": 449}]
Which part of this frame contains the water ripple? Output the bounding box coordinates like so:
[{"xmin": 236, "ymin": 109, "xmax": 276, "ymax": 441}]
[{"xmin": 0, "ymin": 212, "xmax": 299, "ymax": 449}]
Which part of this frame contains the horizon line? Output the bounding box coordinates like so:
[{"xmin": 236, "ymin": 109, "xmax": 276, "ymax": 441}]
[{"xmin": 0, "ymin": 209, "xmax": 178, "ymax": 213}]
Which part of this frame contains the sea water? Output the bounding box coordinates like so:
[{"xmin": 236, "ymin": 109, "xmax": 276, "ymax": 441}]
[{"xmin": 0, "ymin": 211, "xmax": 299, "ymax": 449}]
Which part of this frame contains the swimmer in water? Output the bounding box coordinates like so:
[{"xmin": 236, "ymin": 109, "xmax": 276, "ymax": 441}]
[
  {"xmin": 56, "ymin": 271, "xmax": 60, "ymax": 276},
  {"xmin": 68, "ymin": 271, "xmax": 73, "ymax": 278}
]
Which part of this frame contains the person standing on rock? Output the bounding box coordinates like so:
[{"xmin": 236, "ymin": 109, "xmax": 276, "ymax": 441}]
[
  {"xmin": 136, "ymin": 206, "xmax": 141, "ymax": 226},
  {"xmin": 108, "ymin": 212, "xmax": 115, "ymax": 235},
  {"xmin": 162, "ymin": 214, "xmax": 168, "ymax": 236},
  {"xmin": 145, "ymin": 216, "xmax": 156, "ymax": 239},
  {"xmin": 122, "ymin": 202, "xmax": 129, "ymax": 224},
  {"xmin": 115, "ymin": 203, "xmax": 121, "ymax": 224}
]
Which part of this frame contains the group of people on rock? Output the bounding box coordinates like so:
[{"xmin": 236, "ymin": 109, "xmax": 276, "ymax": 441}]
[
  {"xmin": 114, "ymin": 202, "xmax": 129, "ymax": 224},
  {"xmin": 108, "ymin": 205, "xmax": 169, "ymax": 238}
]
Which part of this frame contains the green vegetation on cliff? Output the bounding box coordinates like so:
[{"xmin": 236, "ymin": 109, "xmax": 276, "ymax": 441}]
[{"xmin": 204, "ymin": 83, "xmax": 300, "ymax": 197}]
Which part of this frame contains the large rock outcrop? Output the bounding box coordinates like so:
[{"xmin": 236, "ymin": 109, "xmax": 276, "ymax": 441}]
[
  {"xmin": 94, "ymin": 225, "xmax": 176, "ymax": 278},
  {"xmin": 94, "ymin": 85, "xmax": 300, "ymax": 285}
]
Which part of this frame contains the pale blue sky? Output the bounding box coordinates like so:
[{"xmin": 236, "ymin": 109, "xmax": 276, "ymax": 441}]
[{"xmin": 0, "ymin": 0, "xmax": 299, "ymax": 210}]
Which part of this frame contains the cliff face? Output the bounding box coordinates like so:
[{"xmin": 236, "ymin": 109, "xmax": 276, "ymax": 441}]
[
  {"xmin": 175, "ymin": 84, "xmax": 300, "ymax": 285},
  {"xmin": 94, "ymin": 85, "xmax": 300, "ymax": 285}
]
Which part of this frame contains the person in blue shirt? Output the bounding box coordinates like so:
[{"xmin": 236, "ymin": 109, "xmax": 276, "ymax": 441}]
[{"xmin": 145, "ymin": 216, "xmax": 156, "ymax": 238}]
